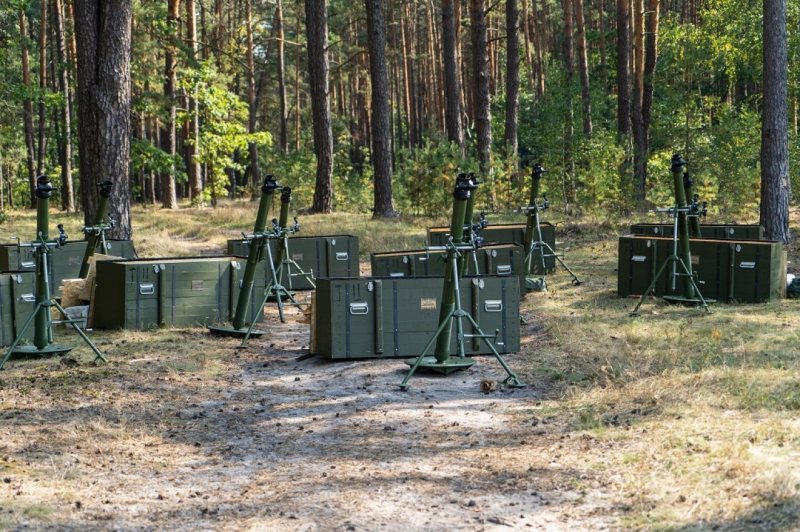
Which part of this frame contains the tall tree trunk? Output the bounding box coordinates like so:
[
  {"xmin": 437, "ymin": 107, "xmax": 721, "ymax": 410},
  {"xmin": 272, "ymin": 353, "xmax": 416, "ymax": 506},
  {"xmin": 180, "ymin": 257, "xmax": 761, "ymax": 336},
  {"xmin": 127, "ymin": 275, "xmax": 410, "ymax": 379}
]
[
  {"xmin": 19, "ymin": 8, "xmax": 37, "ymax": 208},
  {"xmin": 245, "ymin": 0, "xmax": 260, "ymax": 190},
  {"xmin": 639, "ymin": 0, "xmax": 660, "ymax": 198},
  {"xmin": 504, "ymin": 0, "xmax": 520, "ymax": 156},
  {"xmin": 37, "ymin": 0, "xmax": 48, "ymax": 177},
  {"xmin": 632, "ymin": 0, "xmax": 646, "ymax": 201},
  {"xmin": 616, "ymin": 0, "xmax": 631, "ymax": 138},
  {"xmin": 598, "ymin": 0, "xmax": 607, "ymax": 86},
  {"xmin": 295, "ymin": 7, "xmax": 302, "ymax": 152},
  {"xmin": 562, "ymin": 0, "xmax": 576, "ymax": 207},
  {"xmin": 442, "ymin": 0, "xmax": 464, "ymax": 154},
  {"xmin": 760, "ymin": 0, "xmax": 791, "ymax": 243},
  {"xmin": 471, "ymin": 0, "xmax": 493, "ymax": 197},
  {"xmin": 276, "ymin": 0, "xmax": 289, "ymax": 154},
  {"xmin": 73, "ymin": 0, "xmax": 133, "ymax": 238},
  {"xmin": 365, "ymin": 0, "xmax": 394, "ymax": 217},
  {"xmin": 161, "ymin": 0, "xmax": 180, "ymax": 209},
  {"xmin": 186, "ymin": 0, "xmax": 202, "ymax": 202},
  {"xmin": 53, "ymin": 0, "xmax": 75, "ymax": 212},
  {"xmin": 305, "ymin": 0, "xmax": 333, "ymax": 213},
  {"xmin": 533, "ymin": 0, "xmax": 546, "ymax": 96},
  {"xmin": 574, "ymin": 0, "xmax": 592, "ymax": 135}
]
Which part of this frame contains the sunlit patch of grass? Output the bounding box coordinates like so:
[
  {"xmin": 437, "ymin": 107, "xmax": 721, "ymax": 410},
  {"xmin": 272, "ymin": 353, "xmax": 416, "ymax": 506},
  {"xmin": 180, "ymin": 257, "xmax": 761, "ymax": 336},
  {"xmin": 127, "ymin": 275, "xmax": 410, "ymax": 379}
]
[{"xmin": 21, "ymin": 503, "xmax": 51, "ymax": 520}]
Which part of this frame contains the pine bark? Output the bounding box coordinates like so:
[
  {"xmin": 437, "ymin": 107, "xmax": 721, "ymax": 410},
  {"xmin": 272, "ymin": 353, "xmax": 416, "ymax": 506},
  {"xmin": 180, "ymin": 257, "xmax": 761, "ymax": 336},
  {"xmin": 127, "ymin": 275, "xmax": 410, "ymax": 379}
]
[
  {"xmin": 639, "ymin": 0, "xmax": 660, "ymax": 197},
  {"xmin": 574, "ymin": 0, "xmax": 592, "ymax": 135},
  {"xmin": 632, "ymin": 0, "xmax": 645, "ymax": 201},
  {"xmin": 245, "ymin": 0, "xmax": 260, "ymax": 189},
  {"xmin": 73, "ymin": 0, "xmax": 133, "ymax": 238},
  {"xmin": 504, "ymin": 0, "xmax": 520, "ymax": 156},
  {"xmin": 19, "ymin": 9, "xmax": 37, "ymax": 207},
  {"xmin": 598, "ymin": 0, "xmax": 607, "ymax": 86},
  {"xmin": 305, "ymin": 0, "xmax": 333, "ymax": 213},
  {"xmin": 186, "ymin": 0, "xmax": 202, "ymax": 202},
  {"xmin": 36, "ymin": 0, "xmax": 48, "ymax": 177},
  {"xmin": 616, "ymin": 0, "xmax": 631, "ymax": 138},
  {"xmin": 365, "ymin": 0, "xmax": 394, "ymax": 217},
  {"xmin": 53, "ymin": 0, "xmax": 75, "ymax": 212},
  {"xmin": 470, "ymin": 0, "xmax": 493, "ymax": 184},
  {"xmin": 276, "ymin": 0, "xmax": 289, "ymax": 154},
  {"xmin": 442, "ymin": 0, "xmax": 464, "ymax": 153},
  {"xmin": 760, "ymin": 0, "xmax": 791, "ymax": 243},
  {"xmin": 160, "ymin": 0, "xmax": 180, "ymax": 209}
]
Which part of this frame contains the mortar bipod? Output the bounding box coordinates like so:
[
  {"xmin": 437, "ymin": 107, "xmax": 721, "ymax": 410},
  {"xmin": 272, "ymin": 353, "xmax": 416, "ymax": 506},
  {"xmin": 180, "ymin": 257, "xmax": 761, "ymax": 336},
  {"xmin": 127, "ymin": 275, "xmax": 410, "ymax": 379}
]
[
  {"xmin": 629, "ymin": 154, "xmax": 714, "ymax": 316},
  {"xmin": 238, "ymin": 187, "xmax": 316, "ymax": 347},
  {"xmin": 398, "ymin": 174, "xmax": 524, "ymax": 390},
  {"xmin": 0, "ymin": 177, "xmax": 106, "ymax": 370},
  {"xmin": 520, "ymin": 163, "xmax": 582, "ymax": 287}
]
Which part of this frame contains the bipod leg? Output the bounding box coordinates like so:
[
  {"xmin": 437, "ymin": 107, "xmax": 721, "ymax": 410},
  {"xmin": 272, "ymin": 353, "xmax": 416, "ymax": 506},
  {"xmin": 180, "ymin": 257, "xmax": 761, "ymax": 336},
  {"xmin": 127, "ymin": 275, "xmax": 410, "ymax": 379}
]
[
  {"xmin": 0, "ymin": 301, "xmax": 41, "ymax": 370},
  {"xmin": 463, "ymin": 313, "xmax": 525, "ymax": 388},
  {"xmin": 240, "ymin": 285, "xmax": 274, "ymax": 347},
  {"xmin": 274, "ymin": 285, "xmax": 287, "ymax": 323},
  {"xmin": 542, "ymin": 242, "xmax": 582, "ymax": 285},
  {"xmin": 630, "ymin": 258, "xmax": 672, "ymax": 316},
  {"xmin": 52, "ymin": 301, "xmax": 106, "ymax": 363},
  {"xmin": 399, "ymin": 312, "xmax": 455, "ymax": 391},
  {"xmin": 676, "ymin": 258, "xmax": 712, "ymax": 314}
]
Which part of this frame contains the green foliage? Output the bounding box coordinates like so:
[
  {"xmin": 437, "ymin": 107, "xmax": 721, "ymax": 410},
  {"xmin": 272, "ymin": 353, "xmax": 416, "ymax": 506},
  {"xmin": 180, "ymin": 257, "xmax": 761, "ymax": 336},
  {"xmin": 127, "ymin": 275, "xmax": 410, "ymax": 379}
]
[{"xmin": 179, "ymin": 65, "xmax": 271, "ymax": 205}]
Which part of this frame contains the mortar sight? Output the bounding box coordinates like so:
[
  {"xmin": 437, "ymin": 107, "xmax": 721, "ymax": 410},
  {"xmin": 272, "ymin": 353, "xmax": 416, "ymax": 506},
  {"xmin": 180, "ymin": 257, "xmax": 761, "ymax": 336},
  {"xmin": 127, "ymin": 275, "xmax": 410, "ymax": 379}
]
[
  {"xmin": 35, "ymin": 176, "xmax": 57, "ymax": 198},
  {"xmin": 97, "ymin": 181, "xmax": 113, "ymax": 198},
  {"xmin": 453, "ymin": 173, "xmax": 478, "ymax": 200},
  {"xmin": 262, "ymin": 174, "xmax": 280, "ymax": 194},
  {"xmin": 671, "ymin": 153, "xmax": 688, "ymax": 172}
]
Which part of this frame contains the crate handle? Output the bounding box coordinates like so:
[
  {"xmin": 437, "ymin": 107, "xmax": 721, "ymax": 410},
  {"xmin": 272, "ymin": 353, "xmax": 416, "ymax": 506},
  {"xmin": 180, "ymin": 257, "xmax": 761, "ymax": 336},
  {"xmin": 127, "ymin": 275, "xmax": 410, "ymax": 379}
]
[
  {"xmin": 389, "ymin": 272, "xmax": 405, "ymax": 278},
  {"xmin": 349, "ymin": 302, "xmax": 369, "ymax": 315},
  {"xmin": 21, "ymin": 261, "xmax": 35, "ymax": 268},
  {"xmin": 496, "ymin": 265, "xmax": 512, "ymax": 275},
  {"xmin": 739, "ymin": 262, "xmax": 756, "ymax": 269},
  {"xmin": 631, "ymin": 255, "xmax": 647, "ymax": 262},
  {"xmin": 20, "ymin": 294, "xmax": 35, "ymax": 303},
  {"xmin": 484, "ymin": 300, "xmax": 503, "ymax": 312},
  {"xmin": 139, "ymin": 283, "xmax": 155, "ymax": 295},
  {"xmin": 335, "ymin": 252, "xmax": 349, "ymax": 260}
]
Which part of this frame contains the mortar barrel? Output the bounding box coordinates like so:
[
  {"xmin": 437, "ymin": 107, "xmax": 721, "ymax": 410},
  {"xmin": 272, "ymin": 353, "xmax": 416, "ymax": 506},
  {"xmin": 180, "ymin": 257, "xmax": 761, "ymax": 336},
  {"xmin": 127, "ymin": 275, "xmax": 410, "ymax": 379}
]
[
  {"xmin": 524, "ymin": 164, "xmax": 545, "ymax": 274},
  {"xmin": 683, "ymin": 172, "xmax": 702, "ymax": 238},
  {"xmin": 231, "ymin": 175, "xmax": 280, "ymax": 330},
  {"xmin": 34, "ymin": 177, "xmax": 55, "ymax": 349},
  {"xmin": 79, "ymin": 181, "xmax": 113, "ymax": 278},
  {"xmin": 434, "ymin": 174, "xmax": 475, "ymax": 360},
  {"xmin": 274, "ymin": 187, "xmax": 292, "ymax": 269},
  {"xmin": 671, "ymin": 154, "xmax": 695, "ymax": 299}
]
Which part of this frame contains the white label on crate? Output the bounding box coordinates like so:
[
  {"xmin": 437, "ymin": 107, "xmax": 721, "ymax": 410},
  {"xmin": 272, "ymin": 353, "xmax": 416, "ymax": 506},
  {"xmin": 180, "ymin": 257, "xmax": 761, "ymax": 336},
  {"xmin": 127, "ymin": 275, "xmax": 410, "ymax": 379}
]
[{"xmin": 420, "ymin": 298, "xmax": 437, "ymax": 310}]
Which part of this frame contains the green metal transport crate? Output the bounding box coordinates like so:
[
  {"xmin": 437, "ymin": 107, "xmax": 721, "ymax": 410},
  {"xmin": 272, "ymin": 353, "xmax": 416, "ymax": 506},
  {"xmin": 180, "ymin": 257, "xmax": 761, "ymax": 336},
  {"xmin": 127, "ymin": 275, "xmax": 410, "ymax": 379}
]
[
  {"xmin": 92, "ymin": 256, "xmax": 266, "ymax": 330},
  {"xmin": 370, "ymin": 243, "xmax": 526, "ymax": 289},
  {"xmin": 313, "ymin": 275, "xmax": 520, "ymax": 359},
  {"xmin": 629, "ymin": 223, "xmax": 764, "ymax": 240},
  {"xmin": 618, "ymin": 235, "xmax": 785, "ymax": 303},
  {"xmin": 426, "ymin": 222, "xmax": 556, "ymax": 274},
  {"xmin": 227, "ymin": 235, "xmax": 359, "ymax": 289},
  {"xmin": 0, "ymin": 240, "xmax": 136, "ymax": 297},
  {"xmin": 0, "ymin": 271, "xmax": 36, "ymax": 347}
]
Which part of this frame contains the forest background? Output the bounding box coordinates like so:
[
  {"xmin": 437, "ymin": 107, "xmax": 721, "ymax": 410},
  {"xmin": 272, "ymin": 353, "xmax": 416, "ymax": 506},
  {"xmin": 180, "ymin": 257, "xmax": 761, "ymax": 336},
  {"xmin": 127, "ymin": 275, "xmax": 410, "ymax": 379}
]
[{"xmin": 0, "ymin": 0, "xmax": 796, "ymax": 231}]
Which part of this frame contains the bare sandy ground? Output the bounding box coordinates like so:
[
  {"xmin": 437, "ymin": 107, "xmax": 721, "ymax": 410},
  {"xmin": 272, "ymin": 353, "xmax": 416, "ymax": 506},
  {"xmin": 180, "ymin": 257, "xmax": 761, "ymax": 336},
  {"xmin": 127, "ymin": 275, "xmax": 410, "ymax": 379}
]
[{"xmin": 0, "ymin": 297, "xmax": 623, "ymax": 531}]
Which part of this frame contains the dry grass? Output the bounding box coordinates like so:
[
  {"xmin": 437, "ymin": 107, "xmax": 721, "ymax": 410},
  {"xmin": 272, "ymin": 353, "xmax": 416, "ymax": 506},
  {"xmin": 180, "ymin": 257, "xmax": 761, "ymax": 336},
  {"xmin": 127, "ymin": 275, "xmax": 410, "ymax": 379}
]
[{"xmin": 0, "ymin": 205, "xmax": 798, "ymax": 530}]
